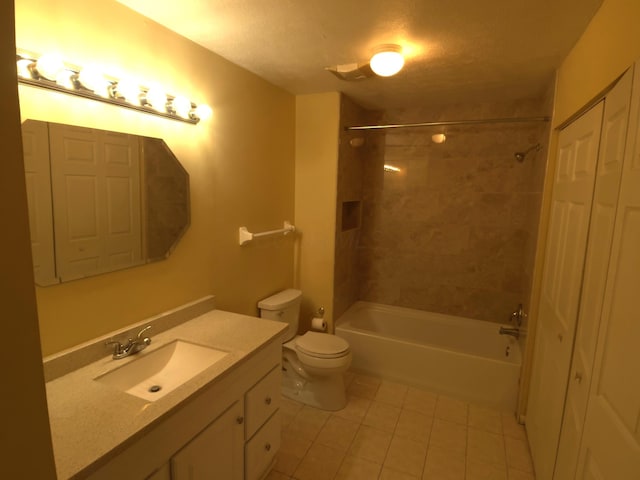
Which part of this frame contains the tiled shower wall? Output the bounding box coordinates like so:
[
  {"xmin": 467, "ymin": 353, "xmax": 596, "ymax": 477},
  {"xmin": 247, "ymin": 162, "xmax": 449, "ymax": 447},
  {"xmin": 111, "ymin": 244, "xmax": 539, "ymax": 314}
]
[
  {"xmin": 357, "ymin": 101, "xmax": 551, "ymax": 323},
  {"xmin": 333, "ymin": 95, "xmax": 551, "ymax": 324},
  {"xmin": 333, "ymin": 95, "xmax": 384, "ymax": 320}
]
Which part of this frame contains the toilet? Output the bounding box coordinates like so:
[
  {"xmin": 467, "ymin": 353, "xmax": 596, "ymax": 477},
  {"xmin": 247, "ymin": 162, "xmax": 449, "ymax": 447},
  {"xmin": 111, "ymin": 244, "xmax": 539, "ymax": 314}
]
[{"xmin": 258, "ymin": 289, "xmax": 351, "ymax": 411}]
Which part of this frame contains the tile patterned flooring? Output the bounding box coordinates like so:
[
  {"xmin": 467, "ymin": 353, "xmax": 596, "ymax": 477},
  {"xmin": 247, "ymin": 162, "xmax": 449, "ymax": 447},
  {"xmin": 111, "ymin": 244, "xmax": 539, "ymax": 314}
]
[{"xmin": 266, "ymin": 372, "xmax": 536, "ymax": 480}]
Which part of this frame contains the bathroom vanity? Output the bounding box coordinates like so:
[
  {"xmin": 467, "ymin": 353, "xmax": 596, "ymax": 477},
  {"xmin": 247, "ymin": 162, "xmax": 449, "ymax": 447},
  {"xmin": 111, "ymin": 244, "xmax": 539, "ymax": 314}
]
[{"xmin": 43, "ymin": 297, "xmax": 286, "ymax": 479}]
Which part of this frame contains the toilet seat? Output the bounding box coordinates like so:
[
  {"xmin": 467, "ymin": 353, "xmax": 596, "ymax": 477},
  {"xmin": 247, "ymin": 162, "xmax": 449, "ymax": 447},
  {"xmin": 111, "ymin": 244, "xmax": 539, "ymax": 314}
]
[{"xmin": 296, "ymin": 331, "xmax": 350, "ymax": 359}]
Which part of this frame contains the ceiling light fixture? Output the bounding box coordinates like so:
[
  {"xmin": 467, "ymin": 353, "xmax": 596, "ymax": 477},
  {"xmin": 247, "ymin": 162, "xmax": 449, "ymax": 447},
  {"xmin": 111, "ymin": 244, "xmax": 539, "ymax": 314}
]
[
  {"xmin": 16, "ymin": 51, "xmax": 210, "ymax": 125},
  {"xmin": 370, "ymin": 44, "xmax": 404, "ymax": 77}
]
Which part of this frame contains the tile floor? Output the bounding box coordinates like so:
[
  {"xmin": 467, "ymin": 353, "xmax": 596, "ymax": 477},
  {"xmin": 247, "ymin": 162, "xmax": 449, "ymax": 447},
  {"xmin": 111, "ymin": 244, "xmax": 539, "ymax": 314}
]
[{"xmin": 266, "ymin": 372, "xmax": 536, "ymax": 480}]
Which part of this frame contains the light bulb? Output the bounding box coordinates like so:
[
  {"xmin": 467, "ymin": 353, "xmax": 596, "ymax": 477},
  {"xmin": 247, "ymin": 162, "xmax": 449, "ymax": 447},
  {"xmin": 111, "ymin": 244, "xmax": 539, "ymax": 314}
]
[
  {"xmin": 113, "ymin": 78, "xmax": 141, "ymax": 104},
  {"xmin": 78, "ymin": 65, "xmax": 110, "ymax": 97},
  {"xmin": 36, "ymin": 53, "xmax": 65, "ymax": 81},
  {"xmin": 431, "ymin": 133, "xmax": 446, "ymax": 144},
  {"xmin": 171, "ymin": 95, "xmax": 192, "ymax": 119},
  {"xmin": 370, "ymin": 45, "xmax": 404, "ymax": 77},
  {"xmin": 145, "ymin": 86, "xmax": 168, "ymax": 112},
  {"xmin": 56, "ymin": 69, "xmax": 76, "ymax": 90},
  {"xmin": 194, "ymin": 104, "xmax": 212, "ymax": 121},
  {"xmin": 17, "ymin": 58, "xmax": 35, "ymax": 78}
]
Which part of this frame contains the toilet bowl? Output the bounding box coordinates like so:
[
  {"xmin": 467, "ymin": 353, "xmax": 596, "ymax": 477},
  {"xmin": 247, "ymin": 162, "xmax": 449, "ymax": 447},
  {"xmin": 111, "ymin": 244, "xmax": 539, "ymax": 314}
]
[{"xmin": 258, "ymin": 290, "xmax": 352, "ymax": 411}]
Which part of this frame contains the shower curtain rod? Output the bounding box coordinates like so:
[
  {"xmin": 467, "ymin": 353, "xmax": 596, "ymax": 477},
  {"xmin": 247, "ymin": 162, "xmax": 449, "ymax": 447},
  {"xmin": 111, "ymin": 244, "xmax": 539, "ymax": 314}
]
[{"xmin": 345, "ymin": 116, "xmax": 551, "ymax": 130}]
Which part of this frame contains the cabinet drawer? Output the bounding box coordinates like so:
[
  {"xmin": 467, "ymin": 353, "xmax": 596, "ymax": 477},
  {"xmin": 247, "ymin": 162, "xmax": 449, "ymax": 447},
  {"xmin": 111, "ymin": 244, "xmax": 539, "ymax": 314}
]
[
  {"xmin": 245, "ymin": 411, "xmax": 281, "ymax": 480},
  {"xmin": 245, "ymin": 365, "xmax": 280, "ymax": 438}
]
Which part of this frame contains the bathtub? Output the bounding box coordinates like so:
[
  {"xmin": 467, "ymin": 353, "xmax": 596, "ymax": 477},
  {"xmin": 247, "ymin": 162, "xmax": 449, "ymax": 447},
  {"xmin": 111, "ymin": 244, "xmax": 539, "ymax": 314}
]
[{"xmin": 335, "ymin": 302, "xmax": 521, "ymax": 410}]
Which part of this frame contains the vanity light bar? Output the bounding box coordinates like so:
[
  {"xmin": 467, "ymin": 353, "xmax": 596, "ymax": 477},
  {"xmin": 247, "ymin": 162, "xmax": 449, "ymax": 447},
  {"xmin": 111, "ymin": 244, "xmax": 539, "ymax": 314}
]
[{"xmin": 16, "ymin": 52, "xmax": 212, "ymax": 125}]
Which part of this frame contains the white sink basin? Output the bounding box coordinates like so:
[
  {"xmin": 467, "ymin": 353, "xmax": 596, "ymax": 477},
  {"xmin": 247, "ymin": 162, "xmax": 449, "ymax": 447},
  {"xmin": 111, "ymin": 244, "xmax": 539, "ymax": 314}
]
[{"xmin": 95, "ymin": 340, "xmax": 228, "ymax": 401}]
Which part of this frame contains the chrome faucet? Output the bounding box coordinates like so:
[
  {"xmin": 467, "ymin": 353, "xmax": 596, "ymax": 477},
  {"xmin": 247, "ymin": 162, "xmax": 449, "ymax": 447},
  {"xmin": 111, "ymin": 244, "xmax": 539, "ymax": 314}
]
[
  {"xmin": 105, "ymin": 325, "xmax": 152, "ymax": 359},
  {"xmin": 499, "ymin": 326, "xmax": 520, "ymax": 339}
]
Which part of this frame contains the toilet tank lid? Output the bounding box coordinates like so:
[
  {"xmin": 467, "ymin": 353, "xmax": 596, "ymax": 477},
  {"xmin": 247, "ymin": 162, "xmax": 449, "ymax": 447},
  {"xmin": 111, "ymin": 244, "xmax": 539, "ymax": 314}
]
[{"xmin": 258, "ymin": 289, "xmax": 302, "ymax": 310}]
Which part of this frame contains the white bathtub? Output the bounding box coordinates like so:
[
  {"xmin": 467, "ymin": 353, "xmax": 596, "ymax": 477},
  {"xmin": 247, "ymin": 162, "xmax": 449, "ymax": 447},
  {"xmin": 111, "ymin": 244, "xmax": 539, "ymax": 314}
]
[{"xmin": 335, "ymin": 302, "xmax": 521, "ymax": 410}]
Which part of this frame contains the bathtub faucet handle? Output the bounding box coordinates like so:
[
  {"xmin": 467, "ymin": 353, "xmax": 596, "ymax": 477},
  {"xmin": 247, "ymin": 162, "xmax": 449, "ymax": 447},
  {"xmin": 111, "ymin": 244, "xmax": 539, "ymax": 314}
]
[{"xmin": 510, "ymin": 304, "xmax": 525, "ymax": 326}]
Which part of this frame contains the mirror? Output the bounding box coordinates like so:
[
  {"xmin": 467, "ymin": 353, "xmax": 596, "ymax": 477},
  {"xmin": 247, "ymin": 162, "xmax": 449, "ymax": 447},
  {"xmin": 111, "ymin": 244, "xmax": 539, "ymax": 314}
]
[{"xmin": 22, "ymin": 120, "xmax": 190, "ymax": 286}]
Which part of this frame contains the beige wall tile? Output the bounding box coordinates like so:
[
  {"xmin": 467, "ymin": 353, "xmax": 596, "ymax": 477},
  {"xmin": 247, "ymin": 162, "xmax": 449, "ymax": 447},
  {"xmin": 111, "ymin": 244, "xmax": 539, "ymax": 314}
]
[{"xmin": 351, "ymin": 101, "xmax": 550, "ymax": 324}]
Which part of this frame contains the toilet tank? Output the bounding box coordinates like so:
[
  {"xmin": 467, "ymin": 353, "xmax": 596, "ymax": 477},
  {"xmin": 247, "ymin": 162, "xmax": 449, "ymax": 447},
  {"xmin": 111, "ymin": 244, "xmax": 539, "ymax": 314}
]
[{"xmin": 258, "ymin": 289, "xmax": 301, "ymax": 341}]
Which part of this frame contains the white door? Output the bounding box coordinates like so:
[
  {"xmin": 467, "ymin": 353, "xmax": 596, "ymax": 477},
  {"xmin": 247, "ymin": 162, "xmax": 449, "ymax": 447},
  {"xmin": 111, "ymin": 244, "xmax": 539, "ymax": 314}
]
[
  {"xmin": 49, "ymin": 123, "xmax": 141, "ymax": 281},
  {"xmin": 554, "ymin": 69, "xmax": 633, "ymax": 479},
  {"xmin": 574, "ymin": 63, "xmax": 640, "ymax": 480},
  {"xmin": 527, "ymin": 102, "xmax": 604, "ymax": 480},
  {"xmin": 21, "ymin": 120, "xmax": 58, "ymax": 285}
]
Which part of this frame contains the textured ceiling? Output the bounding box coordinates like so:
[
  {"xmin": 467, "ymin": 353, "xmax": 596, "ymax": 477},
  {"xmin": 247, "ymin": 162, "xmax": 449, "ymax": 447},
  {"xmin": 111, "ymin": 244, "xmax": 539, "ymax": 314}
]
[{"xmin": 117, "ymin": 0, "xmax": 602, "ymax": 110}]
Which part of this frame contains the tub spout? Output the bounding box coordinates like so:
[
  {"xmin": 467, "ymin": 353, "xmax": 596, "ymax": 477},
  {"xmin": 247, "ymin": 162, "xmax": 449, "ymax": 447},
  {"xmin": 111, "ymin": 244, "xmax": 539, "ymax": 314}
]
[{"xmin": 499, "ymin": 326, "xmax": 520, "ymax": 339}]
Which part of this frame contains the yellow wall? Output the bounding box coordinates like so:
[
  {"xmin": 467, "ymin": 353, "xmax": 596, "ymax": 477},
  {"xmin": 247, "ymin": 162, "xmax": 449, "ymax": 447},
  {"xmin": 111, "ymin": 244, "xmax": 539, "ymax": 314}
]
[
  {"xmin": 1, "ymin": 1, "xmax": 56, "ymax": 476},
  {"xmin": 16, "ymin": 0, "xmax": 295, "ymax": 355},
  {"xmin": 294, "ymin": 93, "xmax": 340, "ymax": 331},
  {"xmin": 554, "ymin": 0, "xmax": 640, "ymax": 126}
]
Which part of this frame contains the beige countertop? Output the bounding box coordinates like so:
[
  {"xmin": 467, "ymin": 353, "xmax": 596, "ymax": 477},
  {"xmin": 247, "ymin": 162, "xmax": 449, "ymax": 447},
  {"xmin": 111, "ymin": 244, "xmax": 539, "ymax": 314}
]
[{"xmin": 45, "ymin": 308, "xmax": 286, "ymax": 479}]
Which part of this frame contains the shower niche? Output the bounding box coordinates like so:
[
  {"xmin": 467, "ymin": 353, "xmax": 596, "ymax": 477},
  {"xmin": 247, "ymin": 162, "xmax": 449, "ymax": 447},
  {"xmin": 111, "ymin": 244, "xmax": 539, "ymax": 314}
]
[{"xmin": 341, "ymin": 201, "xmax": 361, "ymax": 232}]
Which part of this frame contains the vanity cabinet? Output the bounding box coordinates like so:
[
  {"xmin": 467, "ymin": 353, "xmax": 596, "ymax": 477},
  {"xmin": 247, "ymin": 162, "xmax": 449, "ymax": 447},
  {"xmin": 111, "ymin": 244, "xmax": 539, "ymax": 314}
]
[
  {"xmin": 88, "ymin": 339, "xmax": 282, "ymax": 480},
  {"xmin": 244, "ymin": 366, "xmax": 281, "ymax": 480},
  {"xmin": 169, "ymin": 366, "xmax": 282, "ymax": 480},
  {"xmin": 171, "ymin": 400, "xmax": 245, "ymax": 479}
]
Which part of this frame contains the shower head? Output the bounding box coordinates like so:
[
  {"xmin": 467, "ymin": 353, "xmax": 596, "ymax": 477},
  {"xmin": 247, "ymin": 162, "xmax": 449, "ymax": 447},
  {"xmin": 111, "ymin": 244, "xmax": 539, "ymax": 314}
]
[{"xmin": 514, "ymin": 143, "xmax": 541, "ymax": 162}]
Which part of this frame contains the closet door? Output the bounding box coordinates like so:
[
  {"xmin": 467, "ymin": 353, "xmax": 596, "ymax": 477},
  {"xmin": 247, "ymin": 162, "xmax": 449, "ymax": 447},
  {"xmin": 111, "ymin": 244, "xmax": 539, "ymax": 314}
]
[
  {"xmin": 526, "ymin": 102, "xmax": 603, "ymax": 480},
  {"xmin": 574, "ymin": 64, "xmax": 640, "ymax": 480},
  {"xmin": 553, "ymin": 69, "xmax": 633, "ymax": 479}
]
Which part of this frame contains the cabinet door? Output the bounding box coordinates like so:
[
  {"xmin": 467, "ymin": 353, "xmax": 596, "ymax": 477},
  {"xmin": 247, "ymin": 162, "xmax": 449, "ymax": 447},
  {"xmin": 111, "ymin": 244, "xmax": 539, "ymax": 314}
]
[
  {"xmin": 245, "ymin": 366, "xmax": 281, "ymax": 438},
  {"xmin": 245, "ymin": 411, "xmax": 281, "ymax": 480},
  {"xmin": 172, "ymin": 401, "xmax": 244, "ymax": 480}
]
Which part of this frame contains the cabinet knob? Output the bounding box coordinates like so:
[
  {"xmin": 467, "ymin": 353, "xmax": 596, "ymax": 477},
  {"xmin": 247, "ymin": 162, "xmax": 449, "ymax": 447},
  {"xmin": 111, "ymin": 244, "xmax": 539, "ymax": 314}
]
[
  {"xmin": 236, "ymin": 416, "xmax": 244, "ymax": 425},
  {"xmin": 265, "ymin": 396, "xmax": 272, "ymax": 405},
  {"xmin": 574, "ymin": 371, "xmax": 583, "ymax": 383},
  {"xmin": 264, "ymin": 443, "xmax": 271, "ymax": 452}
]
